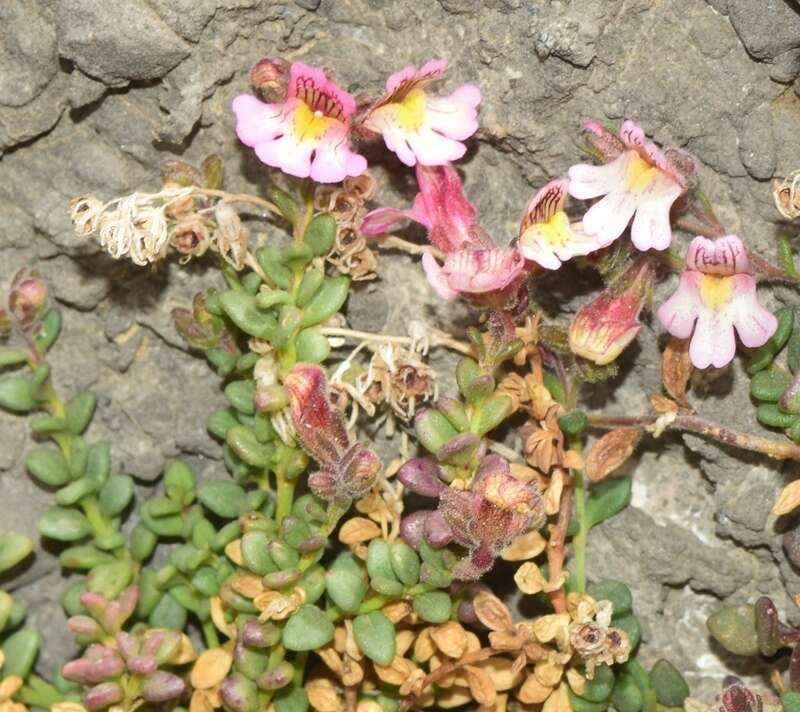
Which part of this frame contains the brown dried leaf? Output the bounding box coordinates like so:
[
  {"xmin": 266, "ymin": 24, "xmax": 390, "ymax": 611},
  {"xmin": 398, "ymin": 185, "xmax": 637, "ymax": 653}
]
[
  {"xmin": 224, "ymin": 539, "xmax": 244, "ymax": 566},
  {"xmin": 431, "ymin": 622, "xmax": 468, "ymax": 659},
  {"xmin": 585, "ymin": 429, "xmax": 641, "ymax": 482},
  {"xmin": 473, "ymin": 591, "xmax": 513, "ymax": 632},
  {"xmin": 338, "ymin": 517, "xmax": 381, "ymax": 545},
  {"xmin": 190, "ymin": 648, "xmax": 233, "ymax": 690},
  {"xmin": 501, "ymin": 530, "xmax": 547, "ymax": 562},
  {"xmin": 477, "ymin": 656, "xmax": 525, "ymax": 692},
  {"xmin": 649, "ymin": 394, "xmax": 679, "ymax": 414},
  {"xmin": 230, "ymin": 574, "xmax": 264, "ymax": 599},
  {"xmin": 518, "ymin": 674, "xmax": 553, "ymax": 704},
  {"xmin": 565, "ymin": 667, "xmax": 587, "ymax": 696},
  {"xmin": 307, "ymin": 678, "xmax": 344, "ymax": 712},
  {"xmin": 773, "ymin": 480, "xmax": 800, "ymax": 515},
  {"xmin": 662, "ymin": 336, "xmax": 692, "ymax": 402},
  {"xmin": 466, "ymin": 665, "xmax": 497, "ymax": 706},
  {"xmin": 437, "ymin": 686, "xmax": 474, "ymax": 709},
  {"xmin": 382, "ymin": 601, "xmax": 411, "ymax": 623},
  {"xmin": 374, "ymin": 657, "xmax": 416, "ymax": 686},
  {"xmin": 543, "ymin": 682, "xmax": 571, "ymax": 712},
  {"xmin": 190, "ymin": 690, "xmax": 215, "ymax": 712},
  {"xmin": 396, "ymin": 629, "xmax": 416, "ymax": 657},
  {"xmin": 210, "ymin": 596, "xmax": 237, "ymax": 640},
  {"xmin": 414, "ymin": 628, "xmax": 436, "ymax": 662}
]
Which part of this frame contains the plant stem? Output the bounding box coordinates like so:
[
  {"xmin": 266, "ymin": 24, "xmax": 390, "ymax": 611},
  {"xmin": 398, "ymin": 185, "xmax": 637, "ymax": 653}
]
[
  {"xmin": 572, "ymin": 468, "xmax": 588, "ymax": 593},
  {"xmin": 275, "ymin": 472, "xmax": 296, "ymax": 523},
  {"xmin": 202, "ymin": 619, "xmax": 220, "ymax": 649},
  {"xmin": 293, "ymin": 180, "xmax": 315, "ymax": 244},
  {"xmin": 546, "ymin": 471, "xmax": 572, "ymax": 614},
  {"xmin": 319, "ymin": 326, "xmax": 473, "ymax": 356},
  {"xmin": 587, "ymin": 412, "xmax": 800, "ymax": 461},
  {"xmin": 195, "ymin": 188, "xmax": 281, "ymax": 216}
]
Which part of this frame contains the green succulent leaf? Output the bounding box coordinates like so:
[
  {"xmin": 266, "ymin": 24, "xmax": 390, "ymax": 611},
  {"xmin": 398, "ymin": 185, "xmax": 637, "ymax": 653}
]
[
  {"xmin": 649, "ymin": 659, "xmax": 690, "ymax": 707},
  {"xmin": 0, "ymin": 533, "xmax": 33, "ymax": 572},
  {"xmin": 38, "ymin": 507, "xmax": 92, "ymax": 541},
  {"xmin": 586, "ymin": 477, "xmax": 632, "ymax": 529},
  {"xmin": 707, "ymin": 604, "xmax": 758, "ymax": 656},
  {"xmin": 353, "ymin": 611, "xmax": 396, "ymax": 665},
  {"xmin": 282, "ymin": 605, "xmax": 335, "ymax": 651},
  {"xmin": 198, "ymin": 480, "xmax": 249, "ymax": 519}
]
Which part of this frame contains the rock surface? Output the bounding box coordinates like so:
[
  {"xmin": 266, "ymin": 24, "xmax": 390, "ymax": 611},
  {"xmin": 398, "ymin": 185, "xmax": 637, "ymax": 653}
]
[{"xmin": 0, "ymin": 0, "xmax": 799, "ymax": 696}]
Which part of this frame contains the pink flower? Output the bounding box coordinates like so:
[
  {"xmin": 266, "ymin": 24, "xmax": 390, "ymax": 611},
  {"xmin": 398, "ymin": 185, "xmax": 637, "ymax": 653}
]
[
  {"xmin": 232, "ymin": 62, "xmax": 366, "ymax": 183},
  {"xmin": 361, "ymin": 163, "xmax": 524, "ymax": 302},
  {"xmin": 518, "ymin": 177, "xmax": 613, "ymax": 269},
  {"xmin": 657, "ymin": 235, "xmax": 777, "ymax": 369},
  {"xmin": 568, "ymin": 120, "xmax": 686, "ymax": 251},
  {"xmin": 362, "ymin": 59, "xmax": 481, "ymax": 167}
]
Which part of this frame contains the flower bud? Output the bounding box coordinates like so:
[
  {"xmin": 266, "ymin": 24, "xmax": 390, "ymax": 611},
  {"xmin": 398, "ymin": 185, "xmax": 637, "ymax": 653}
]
[
  {"xmin": 400, "ymin": 510, "xmax": 433, "ymax": 550},
  {"xmin": 250, "ymin": 57, "xmax": 290, "ymax": 102},
  {"xmin": 569, "ymin": 258, "xmax": 652, "ymax": 366},
  {"xmin": 8, "ymin": 268, "xmax": 47, "ymax": 328},
  {"xmin": 721, "ymin": 684, "xmax": 761, "ymax": 712},
  {"xmin": 85, "ymin": 682, "xmax": 124, "ymax": 711},
  {"xmin": 140, "ymin": 670, "xmax": 186, "ymax": 703}
]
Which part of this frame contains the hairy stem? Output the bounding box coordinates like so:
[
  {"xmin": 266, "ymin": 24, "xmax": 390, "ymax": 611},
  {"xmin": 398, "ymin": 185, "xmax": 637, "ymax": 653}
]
[
  {"xmin": 319, "ymin": 326, "xmax": 473, "ymax": 356},
  {"xmin": 587, "ymin": 412, "xmax": 800, "ymax": 460}
]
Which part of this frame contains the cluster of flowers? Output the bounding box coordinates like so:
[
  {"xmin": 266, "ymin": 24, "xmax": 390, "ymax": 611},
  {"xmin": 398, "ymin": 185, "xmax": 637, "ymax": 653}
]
[{"xmin": 233, "ymin": 58, "xmax": 777, "ymax": 371}]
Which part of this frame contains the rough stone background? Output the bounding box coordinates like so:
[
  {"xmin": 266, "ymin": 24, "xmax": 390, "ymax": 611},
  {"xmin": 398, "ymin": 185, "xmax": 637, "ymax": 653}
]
[{"xmin": 1, "ymin": 0, "xmax": 800, "ymax": 699}]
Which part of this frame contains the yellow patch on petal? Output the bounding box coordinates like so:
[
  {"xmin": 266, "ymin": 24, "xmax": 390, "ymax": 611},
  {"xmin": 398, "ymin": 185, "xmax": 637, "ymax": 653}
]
[
  {"xmin": 699, "ymin": 274, "xmax": 733, "ymax": 310},
  {"xmin": 522, "ymin": 211, "xmax": 572, "ymax": 248},
  {"xmin": 391, "ymin": 87, "xmax": 427, "ymax": 133},
  {"xmin": 625, "ymin": 152, "xmax": 659, "ymax": 192},
  {"xmin": 293, "ymin": 101, "xmax": 332, "ymax": 143}
]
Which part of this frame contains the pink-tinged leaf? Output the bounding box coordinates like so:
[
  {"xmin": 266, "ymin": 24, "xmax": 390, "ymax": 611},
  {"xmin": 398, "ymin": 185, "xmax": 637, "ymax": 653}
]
[
  {"xmin": 141, "ymin": 671, "xmax": 186, "ymax": 703},
  {"xmin": 86, "ymin": 682, "xmax": 124, "ymax": 711}
]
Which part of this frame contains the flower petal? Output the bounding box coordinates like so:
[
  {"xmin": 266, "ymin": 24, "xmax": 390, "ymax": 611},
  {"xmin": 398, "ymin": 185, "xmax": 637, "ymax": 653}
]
[
  {"xmin": 686, "ymin": 234, "xmax": 750, "ymax": 275},
  {"xmin": 288, "ymin": 61, "xmax": 356, "ymax": 119},
  {"xmin": 422, "ymin": 252, "xmax": 458, "ymax": 300},
  {"xmin": 581, "ymin": 189, "xmax": 637, "ymax": 245},
  {"xmin": 729, "ymin": 275, "xmax": 778, "ymax": 348},
  {"xmin": 232, "ymin": 95, "xmax": 286, "ymax": 147},
  {"xmin": 568, "ymin": 151, "xmax": 632, "ymax": 200},
  {"xmin": 657, "ymin": 272, "xmax": 702, "ymax": 339},
  {"xmin": 520, "ymin": 178, "xmax": 569, "ymax": 235},
  {"xmin": 689, "ymin": 306, "xmax": 736, "ymax": 369},
  {"xmin": 629, "ymin": 178, "xmax": 681, "ymax": 251}
]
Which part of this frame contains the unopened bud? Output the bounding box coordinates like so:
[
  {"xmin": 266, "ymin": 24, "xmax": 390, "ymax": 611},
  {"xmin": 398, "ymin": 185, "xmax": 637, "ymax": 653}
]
[
  {"xmin": 8, "ymin": 268, "xmax": 47, "ymax": 327},
  {"xmin": 251, "ymin": 57, "xmax": 290, "ymax": 103},
  {"xmin": 569, "ymin": 259, "xmax": 652, "ymax": 366},
  {"xmin": 397, "ymin": 458, "xmax": 445, "ymax": 498}
]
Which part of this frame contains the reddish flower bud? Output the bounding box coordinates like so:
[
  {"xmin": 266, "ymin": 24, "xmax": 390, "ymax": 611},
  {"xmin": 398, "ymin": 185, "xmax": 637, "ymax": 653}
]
[
  {"xmin": 569, "ymin": 258, "xmax": 652, "ymax": 366},
  {"xmin": 400, "ymin": 510, "xmax": 433, "ymax": 549},
  {"xmin": 721, "ymin": 684, "xmax": 760, "ymax": 712},
  {"xmin": 241, "ymin": 619, "xmax": 281, "ymax": 649},
  {"xmin": 8, "ymin": 268, "xmax": 47, "ymax": 327},
  {"xmin": 126, "ymin": 655, "xmax": 157, "ymax": 676},
  {"xmin": 220, "ymin": 672, "xmax": 260, "ymax": 712},
  {"xmin": 250, "ymin": 57, "xmax": 290, "ymax": 102},
  {"xmin": 285, "ymin": 364, "xmax": 380, "ymax": 503}
]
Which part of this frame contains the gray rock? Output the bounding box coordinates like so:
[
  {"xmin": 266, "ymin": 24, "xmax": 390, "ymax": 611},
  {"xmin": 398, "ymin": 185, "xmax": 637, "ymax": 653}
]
[
  {"xmin": 55, "ymin": 0, "xmax": 190, "ymax": 85},
  {"xmin": 727, "ymin": 0, "xmax": 800, "ymax": 69},
  {"xmin": 738, "ymin": 103, "xmax": 776, "ymax": 180},
  {"xmin": 0, "ymin": 2, "xmax": 58, "ymax": 108}
]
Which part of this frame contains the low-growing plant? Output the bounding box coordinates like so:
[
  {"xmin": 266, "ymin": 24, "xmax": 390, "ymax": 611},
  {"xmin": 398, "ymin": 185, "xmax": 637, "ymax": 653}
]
[{"xmin": 2, "ymin": 53, "xmax": 800, "ymax": 712}]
